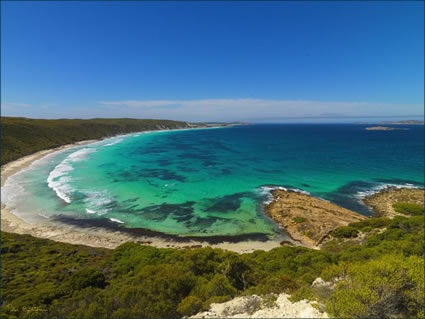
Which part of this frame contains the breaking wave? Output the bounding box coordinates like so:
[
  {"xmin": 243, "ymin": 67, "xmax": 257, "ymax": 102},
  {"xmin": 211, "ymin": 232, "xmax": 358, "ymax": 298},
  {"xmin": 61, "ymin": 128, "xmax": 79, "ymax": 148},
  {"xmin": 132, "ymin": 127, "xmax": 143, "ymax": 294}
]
[
  {"xmin": 83, "ymin": 190, "xmax": 115, "ymax": 215},
  {"xmin": 47, "ymin": 148, "xmax": 97, "ymax": 203},
  {"xmin": 257, "ymin": 185, "xmax": 311, "ymax": 205},
  {"xmin": 355, "ymin": 182, "xmax": 422, "ymax": 199}
]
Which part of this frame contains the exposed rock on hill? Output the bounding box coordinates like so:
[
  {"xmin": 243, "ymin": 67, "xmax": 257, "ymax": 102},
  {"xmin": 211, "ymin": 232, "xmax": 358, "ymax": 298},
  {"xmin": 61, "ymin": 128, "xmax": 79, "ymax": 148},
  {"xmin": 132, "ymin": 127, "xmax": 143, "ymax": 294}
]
[{"xmin": 190, "ymin": 293, "xmax": 328, "ymax": 318}]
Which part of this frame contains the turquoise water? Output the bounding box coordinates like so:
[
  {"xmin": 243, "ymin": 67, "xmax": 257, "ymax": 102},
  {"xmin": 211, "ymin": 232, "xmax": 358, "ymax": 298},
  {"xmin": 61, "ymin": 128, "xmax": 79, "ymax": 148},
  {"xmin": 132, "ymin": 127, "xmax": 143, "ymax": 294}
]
[{"xmin": 3, "ymin": 124, "xmax": 424, "ymax": 238}]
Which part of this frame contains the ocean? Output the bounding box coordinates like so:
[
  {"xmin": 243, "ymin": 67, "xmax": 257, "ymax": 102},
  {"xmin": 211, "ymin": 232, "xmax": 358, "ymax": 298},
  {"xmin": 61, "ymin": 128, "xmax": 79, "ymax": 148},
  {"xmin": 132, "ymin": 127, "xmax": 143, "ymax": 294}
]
[{"xmin": 3, "ymin": 124, "xmax": 424, "ymax": 239}]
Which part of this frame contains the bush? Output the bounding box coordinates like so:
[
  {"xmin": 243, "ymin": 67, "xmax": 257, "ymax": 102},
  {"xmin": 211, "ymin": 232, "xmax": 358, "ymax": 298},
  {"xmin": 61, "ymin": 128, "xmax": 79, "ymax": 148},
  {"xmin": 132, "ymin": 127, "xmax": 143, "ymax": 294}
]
[
  {"xmin": 288, "ymin": 286, "xmax": 315, "ymax": 302},
  {"xmin": 393, "ymin": 203, "xmax": 424, "ymax": 216},
  {"xmin": 293, "ymin": 217, "xmax": 306, "ymax": 223},
  {"xmin": 325, "ymin": 255, "xmax": 424, "ymax": 318},
  {"xmin": 348, "ymin": 217, "xmax": 391, "ymax": 230},
  {"xmin": 177, "ymin": 296, "xmax": 203, "ymax": 316},
  {"xmin": 71, "ymin": 268, "xmax": 106, "ymax": 290},
  {"xmin": 331, "ymin": 226, "xmax": 359, "ymax": 238},
  {"xmin": 360, "ymin": 226, "xmax": 373, "ymax": 233},
  {"xmin": 247, "ymin": 274, "xmax": 300, "ymax": 295}
]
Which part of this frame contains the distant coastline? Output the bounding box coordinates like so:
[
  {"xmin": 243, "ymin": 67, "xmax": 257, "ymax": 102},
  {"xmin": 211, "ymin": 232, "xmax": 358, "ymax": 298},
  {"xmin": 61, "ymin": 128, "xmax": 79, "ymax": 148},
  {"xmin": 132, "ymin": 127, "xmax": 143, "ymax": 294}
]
[
  {"xmin": 358, "ymin": 120, "xmax": 424, "ymax": 125},
  {"xmin": 365, "ymin": 126, "xmax": 404, "ymax": 131}
]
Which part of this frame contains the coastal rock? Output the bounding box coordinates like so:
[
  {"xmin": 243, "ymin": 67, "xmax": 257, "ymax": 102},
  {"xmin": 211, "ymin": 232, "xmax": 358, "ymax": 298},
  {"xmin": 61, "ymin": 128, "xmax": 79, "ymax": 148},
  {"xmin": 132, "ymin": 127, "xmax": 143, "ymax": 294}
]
[
  {"xmin": 279, "ymin": 240, "xmax": 294, "ymax": 246},
  {"xmin": 190, "ymin": 293, "xmax": 328, "ymax": 318},
  {"xmin": 265, "ymin": 190, "xmax": 366, "ymax": 248},
  {"xmin": 362, "ymin": 187, "xmax": 424, "ymax": 218}
]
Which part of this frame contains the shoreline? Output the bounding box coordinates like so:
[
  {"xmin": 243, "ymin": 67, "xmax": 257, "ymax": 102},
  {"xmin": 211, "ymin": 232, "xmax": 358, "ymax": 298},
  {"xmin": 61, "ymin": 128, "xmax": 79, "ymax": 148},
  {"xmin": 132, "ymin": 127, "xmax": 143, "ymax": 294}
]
[
  {"xmin": 2, "ymin": 127, "xmax": 423, "ymax": 253},
  {"xmin": 1, "ymin": 128, "xmax": 287, "ymax": 254}
]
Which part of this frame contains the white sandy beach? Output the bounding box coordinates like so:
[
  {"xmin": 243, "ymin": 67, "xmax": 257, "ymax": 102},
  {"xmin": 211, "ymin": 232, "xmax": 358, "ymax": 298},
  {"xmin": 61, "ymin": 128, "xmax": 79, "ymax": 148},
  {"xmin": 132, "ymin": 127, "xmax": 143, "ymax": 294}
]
[{"xmin": 1, "ymin": 137, "xmax": 285, "ymax": 253}]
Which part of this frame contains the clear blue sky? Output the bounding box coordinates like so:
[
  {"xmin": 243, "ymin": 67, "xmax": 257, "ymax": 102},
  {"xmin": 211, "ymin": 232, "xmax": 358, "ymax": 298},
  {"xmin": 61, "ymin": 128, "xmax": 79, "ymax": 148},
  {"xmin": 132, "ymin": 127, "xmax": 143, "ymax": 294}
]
[{"xmin": 1, "ymin": 1, "xmax": 424, "ymax": 122}]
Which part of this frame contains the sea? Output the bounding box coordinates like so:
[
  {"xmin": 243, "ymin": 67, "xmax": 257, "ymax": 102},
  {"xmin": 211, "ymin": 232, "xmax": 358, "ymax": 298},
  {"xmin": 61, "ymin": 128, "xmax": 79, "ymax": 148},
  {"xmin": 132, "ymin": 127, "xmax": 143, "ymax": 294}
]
[{"xmin": 2, "ymin": 124, "xmax": 424, "ymax": 239}]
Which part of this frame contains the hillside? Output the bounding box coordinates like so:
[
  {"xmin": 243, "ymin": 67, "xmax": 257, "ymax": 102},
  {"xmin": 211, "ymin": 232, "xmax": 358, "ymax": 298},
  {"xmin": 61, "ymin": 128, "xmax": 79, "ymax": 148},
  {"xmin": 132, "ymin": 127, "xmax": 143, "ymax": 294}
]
[
  {"xmin": 1, "ymin": 202, "xmax": 424, "ymax": 318},
  {"xmin": 0, "ymin": 117, "xmax": 193, "ymax": 164}
]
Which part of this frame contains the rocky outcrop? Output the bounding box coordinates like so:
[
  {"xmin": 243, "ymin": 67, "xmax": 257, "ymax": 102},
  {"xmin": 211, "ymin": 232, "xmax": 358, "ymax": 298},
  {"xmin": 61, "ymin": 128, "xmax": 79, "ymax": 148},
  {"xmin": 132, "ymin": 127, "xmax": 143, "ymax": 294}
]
[
  {"xmin": 265, "ymin": 190, "xmax": 366, "ymax": 248},
  {"xmin": 362, "ymin": 187, "xmax": 424, "ymax": 218},
  {"xmin": 190, "ymin": 293, "xmax": 328, "ymax": 318}
]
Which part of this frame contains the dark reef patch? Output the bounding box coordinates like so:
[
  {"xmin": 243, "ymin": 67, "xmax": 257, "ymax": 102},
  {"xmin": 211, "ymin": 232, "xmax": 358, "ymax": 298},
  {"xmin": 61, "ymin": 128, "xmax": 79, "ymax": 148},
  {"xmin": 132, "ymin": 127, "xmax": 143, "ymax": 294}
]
[
  {"xmin": 322, "ymin": 181, "xmax": 378, "ymax": 216},
  {"xmin": 204, "ymin": 192, "xmax": 254, "ymax": 214},
  {"xmin": 107, "ymin": 168, "xmax": 186, "ymax": 183},
  {"xmin": 177, "ymin": 153, "xmax": 212, "ymax": 160},
  {"xmin": 51, "ymin": 215, "xmax": 272, "ymax": 243},
  {"xmin": 220, "ymin": 168, "xmax": 233, "ymax": 175}
]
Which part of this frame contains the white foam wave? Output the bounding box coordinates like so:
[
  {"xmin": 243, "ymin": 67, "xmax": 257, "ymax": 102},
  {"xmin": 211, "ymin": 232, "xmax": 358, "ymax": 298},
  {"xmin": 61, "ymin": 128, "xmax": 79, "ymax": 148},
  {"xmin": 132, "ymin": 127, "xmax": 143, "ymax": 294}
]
[
  {"xmin": 109, "ymin": 218, "xmax": 124, "ymax": 224},
  {"xmin": 83, "ymin": 190, "xmax": 114, "ymax": 215},
  {"xmin": 1, "ymin": 179, "xmax": 27, "ymax": 205},
  {"xmin": 47, "ymin": 148, "xmax": 97, "ymax": 203},
  {"xmin": 103, "ymin": 138, "xmax": 124, "ymax": 147},
  {"xmin": 38, "ymin": 212, "xmax": 51, "ymax": 219},
  {"xmin": 258, "ymin": 185, "xmax": 311, "ymax": 206},
  {"xmin": 355, "ymin": 183, "xmax": 422, "ymax": 199}
]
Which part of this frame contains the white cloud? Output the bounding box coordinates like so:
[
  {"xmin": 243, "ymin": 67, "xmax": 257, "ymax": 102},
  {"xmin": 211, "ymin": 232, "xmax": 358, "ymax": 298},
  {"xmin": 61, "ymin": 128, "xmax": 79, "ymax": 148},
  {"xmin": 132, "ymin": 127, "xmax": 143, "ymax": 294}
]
[
  {"xmin": 1, "ymin": 102, "xmax": 31, "ymax": 109},
  {"xmin": 97, "ymin": 98, "xmax": 424, "ymax": 122}
]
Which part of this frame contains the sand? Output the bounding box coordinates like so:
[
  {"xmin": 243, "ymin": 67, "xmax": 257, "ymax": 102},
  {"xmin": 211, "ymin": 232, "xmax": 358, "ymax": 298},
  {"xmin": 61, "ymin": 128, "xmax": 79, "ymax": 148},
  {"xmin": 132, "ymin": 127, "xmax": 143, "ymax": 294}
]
[{"xmin": 1, "ymin": 140, "xmax": 286, "ymax": 253}]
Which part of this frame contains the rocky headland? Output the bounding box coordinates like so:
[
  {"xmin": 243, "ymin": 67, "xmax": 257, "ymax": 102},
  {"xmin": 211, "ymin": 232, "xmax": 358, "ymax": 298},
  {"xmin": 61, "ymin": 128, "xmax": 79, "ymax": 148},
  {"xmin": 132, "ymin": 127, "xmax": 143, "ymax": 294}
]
[
  {"xmin": 264, "ymin": 190, "xmax": 366, "ymax": 249},
  {"xmin": 362, "ymin": 187, "xmax": 424, "ymax": 218}
]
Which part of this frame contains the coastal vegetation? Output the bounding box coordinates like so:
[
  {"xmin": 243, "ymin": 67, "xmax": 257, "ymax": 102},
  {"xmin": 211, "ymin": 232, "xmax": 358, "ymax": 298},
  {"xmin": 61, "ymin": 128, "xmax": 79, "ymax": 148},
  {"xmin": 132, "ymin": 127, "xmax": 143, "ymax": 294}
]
[
  {"xmin": 0, "ymin": 117, "xmax": 193, "ymax": 164},
  {"xmin": 1, "ymin": 201, "xmax": 423, "ymax": 319}
]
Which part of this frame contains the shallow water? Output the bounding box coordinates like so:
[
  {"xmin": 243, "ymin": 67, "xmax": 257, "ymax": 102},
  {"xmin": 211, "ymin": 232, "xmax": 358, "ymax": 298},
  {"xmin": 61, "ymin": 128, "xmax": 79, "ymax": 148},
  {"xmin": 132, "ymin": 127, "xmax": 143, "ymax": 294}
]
[{"xmin": 3, "ymin": 124, "xmax": 424, "ymax": 238}]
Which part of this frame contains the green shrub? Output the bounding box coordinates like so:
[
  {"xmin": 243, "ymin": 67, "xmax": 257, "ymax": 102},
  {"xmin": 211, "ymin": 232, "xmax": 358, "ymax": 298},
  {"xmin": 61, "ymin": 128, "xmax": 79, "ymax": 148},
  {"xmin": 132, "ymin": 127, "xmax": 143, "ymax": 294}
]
[
  {"xmin": 71, "ymin": 268, "xmax": 106, "ymax": 290},
  {"xmin": 360, "ymin": 226, "xmax": 373, "ymax": 233},
  {"xmin": 331, "ymin": 226, "xmax": 359, "ymax": 238},
  {"xmin": 288, "ymin": 286, "xmax": 315, "ymax": 302},
  {"xmin": 247, "ymin": 274, "xmax": 300, "ymax": 295},
  {"xmin": 325, "ymin": 255, "xmax": 424, "ymax": 318},
  {"xmin": 393, "ymin": 203, "xmax": 424, "ymax": 216},
  {"xmin": 348, "ymin": 217, "xmax": 391, "ymax": 230},
  {"xmin": 177, "ymin": 296, "xmax": 203, "ymax": 316},
  {"xmin": 293, "ymin": 217, "xmax": 306, "ymax": 223}
]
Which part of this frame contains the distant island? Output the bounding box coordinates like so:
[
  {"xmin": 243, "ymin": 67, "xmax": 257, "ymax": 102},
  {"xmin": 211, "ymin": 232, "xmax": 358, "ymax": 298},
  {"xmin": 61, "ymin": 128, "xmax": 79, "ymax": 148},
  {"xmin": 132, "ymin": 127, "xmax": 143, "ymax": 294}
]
[
  {"xmin": 365, "ymin": 126, "xmax": 405, "ymax": 131},
  {"xmin": 381, "ymin": 120, "xmax": 424, "ymax": 125},
  {"xmin": 358, "ymin": 120, "xmax": 424, "ymax": 125}
]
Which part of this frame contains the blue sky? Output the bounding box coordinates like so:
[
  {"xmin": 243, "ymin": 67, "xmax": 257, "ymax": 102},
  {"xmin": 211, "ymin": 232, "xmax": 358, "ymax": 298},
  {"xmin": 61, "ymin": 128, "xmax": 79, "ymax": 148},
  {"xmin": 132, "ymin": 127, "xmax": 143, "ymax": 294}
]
[{"xmin": 1, "ymin": 1, "xmax": 424, "ymax": 122}]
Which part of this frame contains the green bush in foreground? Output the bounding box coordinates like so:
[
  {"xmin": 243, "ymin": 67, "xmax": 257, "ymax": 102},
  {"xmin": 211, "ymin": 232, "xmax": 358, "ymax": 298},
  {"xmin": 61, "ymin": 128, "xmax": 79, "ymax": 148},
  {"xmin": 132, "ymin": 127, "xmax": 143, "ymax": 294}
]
[
  {"xmin": 1, "ymin": 204, "xmax": 424, "ymax": 319},
  {"xmin": 325, "ymin": 255, "xmax": 424, "ymax": 318}
]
